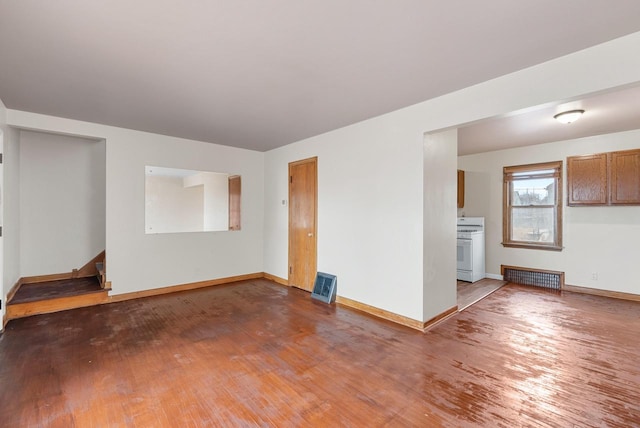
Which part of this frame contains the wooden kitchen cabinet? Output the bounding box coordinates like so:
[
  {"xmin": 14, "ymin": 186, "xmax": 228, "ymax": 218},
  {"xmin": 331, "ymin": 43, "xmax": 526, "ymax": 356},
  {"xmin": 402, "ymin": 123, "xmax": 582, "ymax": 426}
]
[
  {"xmin": 567, "ymin": 148, "xmax": 640, "ymax": 206},
  {"xmin": 457, "ymin": 169, "xmax": 465, "ymax": 208},
  {"xmin": 610, "ymin": 149, "xmax": 640, "ymax": 204},
  {"xmin": 567, "ymin": 153, "xmax": 608, "ymax": 205}
]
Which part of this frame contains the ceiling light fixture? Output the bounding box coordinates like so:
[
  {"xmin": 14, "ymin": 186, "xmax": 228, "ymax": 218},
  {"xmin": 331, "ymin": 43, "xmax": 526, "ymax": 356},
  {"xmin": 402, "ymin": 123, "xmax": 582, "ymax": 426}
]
[{"xmin": 554, "ymin": 109, "xmax": 585, "ymax": 124}]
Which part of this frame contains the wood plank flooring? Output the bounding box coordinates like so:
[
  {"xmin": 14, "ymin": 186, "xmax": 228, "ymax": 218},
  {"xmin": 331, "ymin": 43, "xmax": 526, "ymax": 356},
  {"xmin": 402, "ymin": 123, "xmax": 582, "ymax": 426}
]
[
  {"xmin": 457, "ymin": 278, "xmax": 506, "ymax": 310},
  {"xmin": 0, "ymin": 279, "xmax": 638, "ymax": 427},
  {"xmin": 10, "ymin": 277, "xmax": 103, "ymax": 304}
]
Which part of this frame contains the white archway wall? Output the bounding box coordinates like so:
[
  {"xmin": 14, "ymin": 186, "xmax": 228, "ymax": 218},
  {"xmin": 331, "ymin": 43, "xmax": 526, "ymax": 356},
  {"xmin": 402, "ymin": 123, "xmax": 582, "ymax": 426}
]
[{"xmin": 423, "ymin": 130, "xmax": 458, "ymax": 321}]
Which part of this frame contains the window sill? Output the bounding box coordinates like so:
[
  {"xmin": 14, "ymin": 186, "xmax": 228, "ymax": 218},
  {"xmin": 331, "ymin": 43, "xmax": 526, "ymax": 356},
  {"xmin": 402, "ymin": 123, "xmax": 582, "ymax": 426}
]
[{"xmin": 501, "ymin": 242, "xmax": 563, "ymax": 251}]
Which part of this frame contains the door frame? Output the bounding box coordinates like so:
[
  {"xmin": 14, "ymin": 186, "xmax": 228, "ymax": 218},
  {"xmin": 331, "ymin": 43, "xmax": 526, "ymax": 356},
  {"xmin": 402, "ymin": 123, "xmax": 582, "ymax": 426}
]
[{"xmin": 288, "ymin": 156, "xmax": 318, "ymax": 289}]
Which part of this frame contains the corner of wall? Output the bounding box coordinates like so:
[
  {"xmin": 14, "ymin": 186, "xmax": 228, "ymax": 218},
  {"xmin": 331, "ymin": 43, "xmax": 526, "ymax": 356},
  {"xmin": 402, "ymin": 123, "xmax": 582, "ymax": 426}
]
[
  {"xmin": 423, "ymin": 129, "xmax": 458, "ymax": 322},
  {"xmin": 2, "ymin": 127, "xmax": 21, "ymax": 316},
  {"xmin": 0, "ymin": 97, "xmax": 6, "ymax": 326}
]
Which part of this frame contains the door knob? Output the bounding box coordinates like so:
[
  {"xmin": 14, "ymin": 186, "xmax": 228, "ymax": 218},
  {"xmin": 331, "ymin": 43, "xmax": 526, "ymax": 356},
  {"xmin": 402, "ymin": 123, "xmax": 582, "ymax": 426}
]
[{"xmin": 308, "ymin": 232, "xmax": 313, "ymax": 237}]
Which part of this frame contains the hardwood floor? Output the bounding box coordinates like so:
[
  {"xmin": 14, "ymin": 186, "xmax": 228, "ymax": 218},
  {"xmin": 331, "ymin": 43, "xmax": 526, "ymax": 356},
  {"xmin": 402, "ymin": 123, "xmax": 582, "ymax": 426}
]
[
  {"xmin": 457, "ymin": 278, "xmax": 506, "ymax": 310},
  {"xmin": 0, "ymin": 279, "xmax": 638, "ymax": 427},
  {"xmin": 10, "ymin": 277, "xmax": 103, "ymax": 304}
]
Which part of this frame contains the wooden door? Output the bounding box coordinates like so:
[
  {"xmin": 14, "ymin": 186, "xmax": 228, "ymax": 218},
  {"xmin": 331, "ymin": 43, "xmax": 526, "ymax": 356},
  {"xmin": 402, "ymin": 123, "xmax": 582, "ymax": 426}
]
[{"xmin": 288, "ymin": 157, "xmax": 317, "ymax": 291}]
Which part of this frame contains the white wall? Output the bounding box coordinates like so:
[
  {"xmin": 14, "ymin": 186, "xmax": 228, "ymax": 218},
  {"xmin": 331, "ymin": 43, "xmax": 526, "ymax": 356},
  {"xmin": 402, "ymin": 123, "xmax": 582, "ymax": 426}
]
[
  {"xmin": 423, "ymin": 130, "xmax": 458, "ymax": 319},
  {"xmin": 6, "ymin": 111, "xmax": 264, "ymax": 295},
  {"xmin": 0, "ymin": 97, "xmax": 5, "ymax": 324},
  {"xmin": 0, "ymin": 98, "xmax": 21, "ymax": 326},
  {"xmin": 264, "ymin": 118, "xmax": 426, "ymax": 321},
  {"xmin": 458, "ymin": 129, "xmax": 640, "ymax": 295},
  {"xmin": 18, "ymin": 130, "xmax": 105, "ymax": 276},
  {"xmin": 3, "ymin": 126, "xmax": 20, "ymax": 306},
  {"xmin": 264, "ymin": 31, "xmax": 640, "ymax": 323}
]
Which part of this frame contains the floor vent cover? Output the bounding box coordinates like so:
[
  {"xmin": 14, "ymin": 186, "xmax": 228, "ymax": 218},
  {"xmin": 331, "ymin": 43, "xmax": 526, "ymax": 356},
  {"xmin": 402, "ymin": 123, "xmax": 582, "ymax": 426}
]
[
  {"xmin": 501, "ymin": 265, "xmax": 564, "ymax": 290},
  {"xmin": 311, "ymin": 272, "xmax": 337, "ymax": 304}
]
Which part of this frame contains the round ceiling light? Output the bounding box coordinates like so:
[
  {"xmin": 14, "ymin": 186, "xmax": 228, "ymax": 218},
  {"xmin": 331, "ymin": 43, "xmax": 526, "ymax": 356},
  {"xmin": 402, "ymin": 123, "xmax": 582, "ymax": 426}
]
[{"xmin": 554, "ymin": 109, "xmax": 585, "ymax": 124}]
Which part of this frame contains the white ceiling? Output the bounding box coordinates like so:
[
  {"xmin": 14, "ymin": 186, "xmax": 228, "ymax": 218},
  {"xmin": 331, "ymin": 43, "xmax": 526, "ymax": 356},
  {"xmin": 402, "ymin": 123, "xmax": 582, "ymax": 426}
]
[
  {"xmin": 458, "ymin": 84, "xmax": 640, "ymax": 155},
  {"xmin": 2, "ymin": 1, "xmax": 640, "ymax": 152}
]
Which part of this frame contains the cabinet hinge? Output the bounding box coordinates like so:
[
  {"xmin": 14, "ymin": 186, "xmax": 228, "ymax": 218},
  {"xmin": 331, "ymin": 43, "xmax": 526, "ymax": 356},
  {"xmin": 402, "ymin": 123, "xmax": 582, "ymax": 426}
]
[
  {"xmin": 289, "ymin": 266, "xmax": 292, "ymax": 274},
  {"xmin": 289, "ymin": 176, "xmax": 293, "ymax": 183}
]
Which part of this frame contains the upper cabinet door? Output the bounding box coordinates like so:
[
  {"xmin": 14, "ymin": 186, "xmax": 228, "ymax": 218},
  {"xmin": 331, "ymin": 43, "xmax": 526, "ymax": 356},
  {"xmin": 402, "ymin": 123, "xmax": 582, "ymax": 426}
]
[
  {"xmin": 610, "ymin": 149, "xmax": 640, "ymax": 205},
  {"xmin": 457, "ymin": 169, "xmax": 465, "ymax": 209},
  {"xmin": 567, "ymin": 153, "xmax": 608, "ymax": 206}
]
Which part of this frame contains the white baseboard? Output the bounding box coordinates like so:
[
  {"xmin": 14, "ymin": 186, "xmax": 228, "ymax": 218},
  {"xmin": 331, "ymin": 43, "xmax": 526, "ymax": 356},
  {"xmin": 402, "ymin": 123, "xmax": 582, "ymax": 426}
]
[{"xmin": 485, "ymin": 273, "xmax": 503, "ymax": 280}]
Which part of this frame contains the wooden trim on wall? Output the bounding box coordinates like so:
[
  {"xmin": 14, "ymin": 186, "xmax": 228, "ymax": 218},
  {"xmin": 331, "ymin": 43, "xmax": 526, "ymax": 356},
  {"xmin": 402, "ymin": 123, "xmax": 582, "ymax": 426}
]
[
  {"xmin": 423, "ymin": 305, "xmax": 459, "ymax": 331},
  {"xmin": 2, "ymin": 312, "xmax": 10, "ymax": 330},
  {"xmin": 19, "ymin": 250, "xmax": 106, "ymax": 285},
  {"xmin": 76, "ymin": 250, "xmax": 105, "ymax": 278},
  {"xmin": 108, "ymin": 272, "xmax": 264, "ymax": 303},
  {"xmin": 3, "ymin": 272, "xmax": 463, "ymax": 335},
  {"xmin": 336, "ymin": 296, "xmax": 426, "ymax": 331},
  {"xmin": 20, "ymin": 272, "xmax": 76, "ymax": 285},
  {"xmin": 563, "ymin": 284, "xmax": 640, "ymax": 302},
  {"xmin": 6, "ymin": 279, "xmax": 23, "ymax": 303},
  {"xmin": 263, "ymin": 273, "xmax": 288, "ymax": 286}
]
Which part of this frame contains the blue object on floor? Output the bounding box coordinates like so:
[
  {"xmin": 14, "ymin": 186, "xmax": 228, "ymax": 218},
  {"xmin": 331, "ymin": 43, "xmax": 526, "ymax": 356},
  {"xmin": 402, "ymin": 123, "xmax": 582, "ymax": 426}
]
[{"xmin": 311, "ymin": 272, "xmax": 337, "ymax": 304}]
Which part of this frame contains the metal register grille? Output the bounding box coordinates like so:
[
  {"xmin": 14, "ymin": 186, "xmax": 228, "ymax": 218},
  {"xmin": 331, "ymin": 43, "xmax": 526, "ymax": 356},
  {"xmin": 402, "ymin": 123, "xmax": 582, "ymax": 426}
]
[
  {"xmin": 311, "ymin": 272, "xmax": 337, "ymax": 304},
  {"xmin": 502, "ymin": 265, "xmax": 564, "ymax": 290}
]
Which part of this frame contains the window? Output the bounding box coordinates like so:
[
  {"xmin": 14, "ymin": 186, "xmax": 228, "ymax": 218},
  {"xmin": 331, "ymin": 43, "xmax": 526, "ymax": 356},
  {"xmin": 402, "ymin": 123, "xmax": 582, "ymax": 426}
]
[{"xmin": 503, "ymin": 161, "xmax": 563, "ymax": 251}]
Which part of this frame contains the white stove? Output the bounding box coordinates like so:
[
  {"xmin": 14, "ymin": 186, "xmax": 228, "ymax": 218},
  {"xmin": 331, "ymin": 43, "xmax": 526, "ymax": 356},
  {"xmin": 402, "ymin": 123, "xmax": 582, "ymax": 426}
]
[{"xmin": 457, "ymin": 217, "xmax": 485, "ymax": 282}]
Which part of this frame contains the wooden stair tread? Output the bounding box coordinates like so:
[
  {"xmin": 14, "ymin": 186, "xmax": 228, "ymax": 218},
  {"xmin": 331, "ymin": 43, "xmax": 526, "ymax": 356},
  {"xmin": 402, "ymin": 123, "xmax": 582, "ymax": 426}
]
[
  {"xmin": 6, "ymin": 276, "xmax": 109, "ymax": 321},
  {"xmin": 6, "ymin": 290, "xmax": 109, "ymax": 320},
  {"xmin": 9, "ymin": 277, "xmax": 103, "ymax": 305}
]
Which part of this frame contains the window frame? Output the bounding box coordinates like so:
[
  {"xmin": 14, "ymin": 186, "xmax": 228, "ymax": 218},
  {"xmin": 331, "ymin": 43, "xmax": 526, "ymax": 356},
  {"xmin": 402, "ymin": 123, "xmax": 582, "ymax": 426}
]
[{"xmin": 502, "ymin": 161, "xmax": 563, "ymax": 251}]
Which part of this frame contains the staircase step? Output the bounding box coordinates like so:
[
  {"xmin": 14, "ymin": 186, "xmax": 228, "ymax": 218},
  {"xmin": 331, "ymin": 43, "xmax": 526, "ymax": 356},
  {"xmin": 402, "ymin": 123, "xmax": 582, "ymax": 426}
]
[
  {"xmin": 6, "ymin": 276, "xmax": 109, "ymax": 320},
  {"xmin": 6, "ymin": 290, "xmax": 109, "ymax": 320},
  {"xmin": 10, "ymin": 277, "xmax": 103, "ymax": 304}
]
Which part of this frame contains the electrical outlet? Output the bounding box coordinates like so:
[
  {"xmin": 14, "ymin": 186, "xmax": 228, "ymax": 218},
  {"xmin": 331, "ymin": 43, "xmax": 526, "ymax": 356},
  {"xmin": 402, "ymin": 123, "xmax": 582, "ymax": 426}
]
[{"xmin": 591, "ymin": 273, "xmax": 598, "ymax": 281}]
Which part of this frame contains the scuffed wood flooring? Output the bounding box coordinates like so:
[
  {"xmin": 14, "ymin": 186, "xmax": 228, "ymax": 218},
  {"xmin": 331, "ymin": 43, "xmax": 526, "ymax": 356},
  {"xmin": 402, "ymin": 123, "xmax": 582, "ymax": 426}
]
[
  {"xmin": 457, "ymin": 278, "xmax": 506, "ymax": 310},
  {"xmin": 10, "ymin": 276, "xmax": 103, "ymax": 304},
  {"xmin": 0, "ymin": 279, "xmax": 638, "ymax": 427}
]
